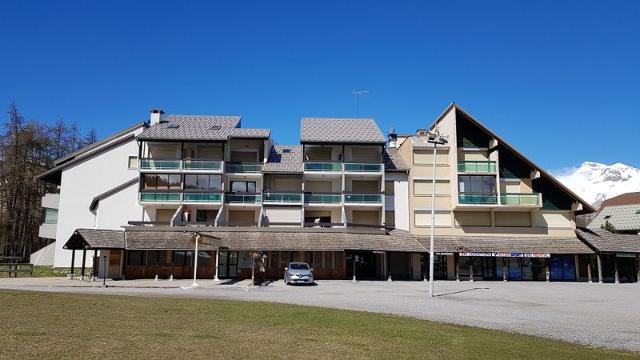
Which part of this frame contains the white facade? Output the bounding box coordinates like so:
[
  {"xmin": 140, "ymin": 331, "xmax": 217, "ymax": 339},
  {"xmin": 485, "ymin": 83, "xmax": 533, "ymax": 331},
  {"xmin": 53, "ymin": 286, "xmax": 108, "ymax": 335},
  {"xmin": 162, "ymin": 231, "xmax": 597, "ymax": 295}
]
[
  {"xmin": 387, "ymin": 172, "xmax": 409, "ymax": 231},
  {"xmin": 52, "ymin": 126, "xmax": 144, "ymax": 267},
  {"xmin": 38, "ymin": 193, "xmax": 59, "ymax": 240}
]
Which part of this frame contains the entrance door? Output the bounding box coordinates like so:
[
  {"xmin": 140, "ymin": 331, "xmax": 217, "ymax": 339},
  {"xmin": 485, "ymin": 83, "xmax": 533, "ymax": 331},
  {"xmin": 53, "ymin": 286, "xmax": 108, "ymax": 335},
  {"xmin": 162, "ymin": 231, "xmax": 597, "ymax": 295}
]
[
  {"xmin": 550, "ymin": 255, "xmax": 576, "ymax": 281},
  {"xmin": 617, "ymin": 256, "xmax": 638, "ymax": 283},
  {"xmin": 218, "ymin": 251, "xmax": 238, "ymax": 278}
]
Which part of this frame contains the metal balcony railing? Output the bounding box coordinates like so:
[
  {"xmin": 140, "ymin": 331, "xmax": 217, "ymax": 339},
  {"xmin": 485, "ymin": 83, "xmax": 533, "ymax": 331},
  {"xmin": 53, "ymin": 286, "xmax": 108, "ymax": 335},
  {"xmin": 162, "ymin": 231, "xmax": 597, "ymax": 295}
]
[
  {"xmin": 226, "ymin": 163, "xmax": 262, "ymax": 173},
  {"xmin": 140, "ymin": 159, "xmax": 182, "ymax": 170},
  {"xmin": 224, "ymin": 193, "xmax": 262, "ymax": 204},
  {"xmin": 500, "ymin": 193, "xmax": 541, "ymax": 206},
  {"xmin": 262, "ymin": 193, "xmax": 303, "ymax": 204},
  {"xmin": 183, "ymin": 160, "xmax": 223, "ymax": 171},
  {"xmin": 303, "ymin": 162, "xmax": 343, "ymax": 172},
  {"xmin": 344, "ymin": 163, "xmax": 383, "ymax": 172},
  {"xmin": 458, "ymin": 193, "xmax": 498, "ymax": 205},
  {"xmin": 182, "ymin": 193, "xmax": 223, "ymax": 203},
  {"xmin": 343, "ymin": 193, "xmax": 383, "ymax": 203},
  {"xmin": 304, "ymin": 193, "xmax": 342, "ymax": 204},
  {"xmin": 457, "ymin": 161, "xmax": 497, "ymax": 173},
  {"xmin": 139, "ymin": 192, "xmax": 181, "ymax": 203}
]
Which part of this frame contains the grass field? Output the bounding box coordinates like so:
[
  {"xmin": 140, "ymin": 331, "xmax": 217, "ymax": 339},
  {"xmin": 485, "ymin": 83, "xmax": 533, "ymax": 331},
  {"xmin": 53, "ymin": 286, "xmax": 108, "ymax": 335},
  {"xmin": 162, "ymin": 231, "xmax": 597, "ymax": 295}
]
[
  {"xmin": 0, "ymin": 266, "xmax": 91, "ymax": 278},
  {"xmin": 0, "ymin": 291, "xmax": 636, "ymax": 359}
]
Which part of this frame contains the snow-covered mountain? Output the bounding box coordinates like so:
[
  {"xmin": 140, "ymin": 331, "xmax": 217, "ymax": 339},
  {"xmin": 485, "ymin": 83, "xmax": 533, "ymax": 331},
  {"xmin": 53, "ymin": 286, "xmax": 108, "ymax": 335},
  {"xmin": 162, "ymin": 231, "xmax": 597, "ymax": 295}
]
[{"xmin": 554, "ymin": 162, "xmax": 640, "ymax": 208}]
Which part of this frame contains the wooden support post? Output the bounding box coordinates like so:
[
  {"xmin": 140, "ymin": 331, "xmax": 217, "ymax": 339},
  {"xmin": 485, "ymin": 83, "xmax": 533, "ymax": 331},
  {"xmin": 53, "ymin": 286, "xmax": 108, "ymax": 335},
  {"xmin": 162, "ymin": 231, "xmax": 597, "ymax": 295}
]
[
  {"xmin": 81, "ymin": 249, "xmax": 87, "ymax": 279},
  {"xmin": 545, "ymin": 258, "xmax": 550, "ymax": 283},
  {"xmin": 502, "ymin": 258, "xmax": 507, "ymax": 282},
  {"xmin": 637, "ymin": 254, "xmax": 640, "ymax": 284},
  {"xmin": 597, "ymin": 254, "xmax": 603, "ymax": 283},
  {"xmin": 70, "ymin": 249, "xmax": 76, "ymax": 277},
  {"xmin": 455, "ymin": 255, "xmax": 460, "ymax": 282},
  {"xmin": 214, "ymin": 250, "xmax": 220, "ymax": 281},
  {"xmin": 469, "ymin": 263, "xmax": 474, "ymax": 282},
  {"xmin": 587, "ymin": 259, "xmax": 592, "ymax": 283},
  {"xmin": 614, "ymin": 255, "xmax": 619, "ymax": 284}
]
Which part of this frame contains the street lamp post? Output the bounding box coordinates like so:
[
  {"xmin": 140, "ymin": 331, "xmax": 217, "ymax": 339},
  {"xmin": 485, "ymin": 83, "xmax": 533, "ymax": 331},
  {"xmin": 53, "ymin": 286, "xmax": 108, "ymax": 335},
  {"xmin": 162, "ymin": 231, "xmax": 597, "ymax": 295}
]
[{"xmin": 427, "ymin": 129, "xmax": 448, "ymax": 298}]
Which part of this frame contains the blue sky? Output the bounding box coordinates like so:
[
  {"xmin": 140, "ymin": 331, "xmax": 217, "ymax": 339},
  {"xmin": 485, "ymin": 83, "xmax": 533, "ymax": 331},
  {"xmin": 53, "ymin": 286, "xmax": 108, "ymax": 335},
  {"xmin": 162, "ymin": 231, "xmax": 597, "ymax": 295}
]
[{"xmin": 1, "ymin": 1, "xmax": 638, "ymax": 171}]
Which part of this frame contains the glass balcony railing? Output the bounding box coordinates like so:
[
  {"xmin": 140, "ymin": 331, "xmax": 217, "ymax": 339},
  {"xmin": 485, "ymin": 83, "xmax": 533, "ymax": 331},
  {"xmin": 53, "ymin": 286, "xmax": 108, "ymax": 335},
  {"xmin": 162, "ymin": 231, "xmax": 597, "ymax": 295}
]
[
  {"xmin": 457, "ymin": 161, "xmax": 497, "ymax": 173},
  {"xmin": 500, "ymin": 193, "xmax": 540, "ymax": 206},
  {"xmin": 225, "ymin": 193, "xmax": 262, "ymax": 204},
  {"xmin": 458, "ymin": 193, "xmax": 498, "ymax": 205},
  {"xmin": 226, "ymin": 163, "xmax": 263, "ymax": 173},
  {"xmin": 182, "ymin": 193, "xmax": 223, "ymax": 203},
  {"xmin": 304, "ymin": 193, "xmax": 342, "ymax": 204},
  {"xmin": 304, "ymin": 162, "xmax": 343, "ymax": 172},
  {"xmin": 344, "ymin": 163, "xmax": 383, "ymax": 172},
  {"xmin": 343, "ymin": 193, "xmax": 383, "ymax": 203},
  {"xmin": 139, "ymin": 192, "xmax": 181, "ymax": 202},
  {"xmin": 183, "ymin": 160, "xmax": 223, "ymax": 171},
  {"xmin": 262, "ymin": 193, "xmax": 303, "ymax": 204},
  {"xmin": 140, "ymin": 159, "xmax": 181, "ymax": 170}
]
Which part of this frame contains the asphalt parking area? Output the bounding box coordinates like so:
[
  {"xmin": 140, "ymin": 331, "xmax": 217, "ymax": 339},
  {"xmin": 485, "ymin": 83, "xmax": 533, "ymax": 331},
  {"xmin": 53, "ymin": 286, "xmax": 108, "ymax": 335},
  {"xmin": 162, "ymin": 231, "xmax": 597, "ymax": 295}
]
[{"xmin": 0, "ymin": 278, "xmax": 638, "ymax": 352}]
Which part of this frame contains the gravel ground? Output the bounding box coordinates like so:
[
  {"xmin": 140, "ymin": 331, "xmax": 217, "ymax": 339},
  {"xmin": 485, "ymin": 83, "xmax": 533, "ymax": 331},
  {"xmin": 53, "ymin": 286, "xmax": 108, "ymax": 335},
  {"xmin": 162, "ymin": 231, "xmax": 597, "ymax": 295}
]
[{"xmin": 1, "ymin": 278, "xmax": 639, "ymax": 352}]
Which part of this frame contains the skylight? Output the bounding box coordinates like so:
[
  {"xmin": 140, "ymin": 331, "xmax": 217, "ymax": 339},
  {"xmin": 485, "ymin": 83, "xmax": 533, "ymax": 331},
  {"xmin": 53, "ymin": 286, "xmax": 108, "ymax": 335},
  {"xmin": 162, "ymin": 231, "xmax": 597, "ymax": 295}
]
[
  {"xmin": 210, "ymin": 125, "xmax": 221, "ymax": 130},
  {"xmin": 167, "ymin": 123, "xmax": 180, "ymax": 129},
  {"xmin": 603, "ymin": 215, "xmax": 611, "ymax": 219}
]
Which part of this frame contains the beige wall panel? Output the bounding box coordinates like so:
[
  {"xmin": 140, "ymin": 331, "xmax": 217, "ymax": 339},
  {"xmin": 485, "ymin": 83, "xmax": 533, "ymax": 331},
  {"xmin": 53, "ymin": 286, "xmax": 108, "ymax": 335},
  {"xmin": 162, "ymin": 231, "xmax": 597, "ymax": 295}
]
[
  {"xmin": 454, "ymin": 211, "xmax": 492, "ymax": 227},
  {"xmin": 352, "ymin": 210, "xmax": 380, "ymax": 225},
  {"xmin": 414, "ymin": 150, "xmax": 449, "ymax": 165},
  {"xmin": 413, "ymin": 196, "xmax": 451, "ymax": 209},
  {"xmin": 155, "ymin": 209, "xmax": 176, "ymax": 222},
  {"xmin": 534, "ymin": 211, "xmax": 573, "ymax": 228},
  {"xmin": 412, "ymin": 166, "xmax": 450, "ymax": 178},
  {"xmin": 228, "ymin": 210, "xmax": 257, "ymax": 225},
  {"xmin": 414, "ymin": 211, "xmax": 451, "ymax": 226},
  {"xmin": 414, "ymin": 180, "xmax": 450, "ymax": 195},
  {"xmin": 459, "ymin": 151, "xmax": 489, "ymax": 161},
  {"xmin": 495, "ymin": 212, "xmax": 532, "ymax": 227},
  {"xmin": 304, "ymin": 181, "xmax": 333, "ymax": 192}
]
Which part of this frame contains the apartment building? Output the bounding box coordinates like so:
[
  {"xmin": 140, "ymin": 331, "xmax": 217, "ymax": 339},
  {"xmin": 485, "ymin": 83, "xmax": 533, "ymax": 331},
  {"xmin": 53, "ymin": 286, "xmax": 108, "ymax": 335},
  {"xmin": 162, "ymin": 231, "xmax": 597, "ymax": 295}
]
[
  {"xmin": 41, "ymin": 111, "xmax": 419, "ymax": 280},
  {"xmin": 393, "ymin": 104, "xmax": 616, "ymax": 282},
  {"xmin": 37, "ymin": 104, "xmax": 637, "ymax": 283}
]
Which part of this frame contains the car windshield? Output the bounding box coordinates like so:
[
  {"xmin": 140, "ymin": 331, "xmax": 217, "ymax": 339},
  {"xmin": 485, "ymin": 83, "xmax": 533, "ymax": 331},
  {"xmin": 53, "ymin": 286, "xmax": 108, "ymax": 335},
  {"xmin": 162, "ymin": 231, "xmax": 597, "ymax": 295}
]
[{"xmin": 289, "ymin": 263, "xmax": 309, "ymax": 270}]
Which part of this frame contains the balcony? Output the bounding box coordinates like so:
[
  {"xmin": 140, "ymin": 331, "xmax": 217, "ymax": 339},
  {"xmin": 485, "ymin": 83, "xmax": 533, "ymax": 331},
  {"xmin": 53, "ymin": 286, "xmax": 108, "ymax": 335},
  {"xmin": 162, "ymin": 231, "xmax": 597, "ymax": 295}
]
[
  {"xmin": 262, "ymin": 193, "xmax": 303, "ymax": 204},
  {"xmin": 304, "ymin": 162, "xmax": 342, "ymax": 172},
  {"xmin": 183, "ymin": 160, "xmax": 223, "ymax": 171},
  {"xmin": 304, "ymin": 193, "xmax": 342, "ymax": 204},
  {"xmin": 343, "ymin": 193, "xmax": 383, "ymax": 204},
  {"xmin": 344, "ymin": 163, "xmax": 383, "ymax": 173},
  {"xmin": 140, "ymin": 159, "xmax": 181, "ymax": 171},
  {"xmin": 182, "ymin": 192, "xmax": 223, "ymax": 203},
  {"xmin": 458, "ymin": 193, "xmax": 498, "ymax": 205},
  {"xmin": 225, "ymin": 193, "xmax": 262, "ymax": 204},
  {"xmin": 139, "ymin": 192, "xmax": 181, "ymax": 203},
  {"xmin": 500, "ymin": 193, "xmax": 541, "ymax": 206},
  {"xmin": 226, "ymin": 163, "xmax": 263, "ymax": 173},
  {"xmin": 457, "ymin": 161, "xmax": 497, "ymax": 173}
]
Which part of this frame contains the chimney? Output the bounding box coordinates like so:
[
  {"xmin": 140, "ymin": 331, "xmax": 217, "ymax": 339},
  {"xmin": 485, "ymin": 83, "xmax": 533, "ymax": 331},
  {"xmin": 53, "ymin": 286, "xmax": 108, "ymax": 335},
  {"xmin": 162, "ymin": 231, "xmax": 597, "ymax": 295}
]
[
  {"xmin": 416, "ymin": 128, "xmax": 428, "ymax": 137},
  {"xmin": 149, "ymin": 109, "xmax": 164, "ymax": 125},
  {"xmin": 388, "ymin": 128, "xmax": 398, "ymax": 148}
]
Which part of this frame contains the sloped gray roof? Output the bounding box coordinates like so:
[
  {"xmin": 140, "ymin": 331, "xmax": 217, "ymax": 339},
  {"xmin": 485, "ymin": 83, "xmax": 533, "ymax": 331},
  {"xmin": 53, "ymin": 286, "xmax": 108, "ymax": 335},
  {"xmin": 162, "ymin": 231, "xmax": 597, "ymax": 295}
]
[
  {"xmin": 587, "ymin": 204, "xmax": 640, "ymax": 231},
  {"xmin": 384, "ymin": 148, "xmax": 409, "ymax": 172},
  {"xmin": 300, "ymin": 118, "xmax": 386, "ymax": 144},
  {"xmin": 64, "ymin": 229, "xmax": 125, "ymax": 250},
  {"xmin": 414, "ymin": 235, "xmax": 593, "ymax": 254},
  {"xmin": 576, "ymin": 228, "xmax": 640, "ymax": 253},
  {"xmin": 263, "ymin": 145, "xmax": 303, "ymax": 174},
  {"xmin": 137, "ymin": 114, "xmax": 270, "ymax": 141},
  {"xmin": 121, "ymin": 227, "xmax": 424, "ymax": 252}
]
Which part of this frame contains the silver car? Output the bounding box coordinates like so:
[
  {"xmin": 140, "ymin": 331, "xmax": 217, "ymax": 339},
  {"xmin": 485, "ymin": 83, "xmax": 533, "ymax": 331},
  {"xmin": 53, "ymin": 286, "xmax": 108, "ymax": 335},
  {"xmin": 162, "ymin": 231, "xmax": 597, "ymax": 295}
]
[{"xmin": 284, "ymin": 262, "xmax": 314, "ymax": 285}]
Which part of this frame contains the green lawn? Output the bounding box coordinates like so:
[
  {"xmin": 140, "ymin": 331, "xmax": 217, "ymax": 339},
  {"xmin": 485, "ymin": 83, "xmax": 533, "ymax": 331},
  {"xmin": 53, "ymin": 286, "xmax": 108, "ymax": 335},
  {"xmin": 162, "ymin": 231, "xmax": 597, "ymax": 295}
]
[
  {"xmin": 0, "ymin": 266, "xmax": 91, "ymax": 278},
  {"xmin": 0, "ymin": 291, "xmax": 636, "ymax": 360}
]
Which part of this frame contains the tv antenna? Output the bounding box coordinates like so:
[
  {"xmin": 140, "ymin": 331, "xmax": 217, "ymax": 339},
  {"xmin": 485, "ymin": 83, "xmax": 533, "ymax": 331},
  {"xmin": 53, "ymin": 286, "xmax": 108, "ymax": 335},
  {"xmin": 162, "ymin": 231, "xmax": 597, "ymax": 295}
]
[{"xmin": 352, "ymin": 89, "xmax": 369, "ymax": 118}]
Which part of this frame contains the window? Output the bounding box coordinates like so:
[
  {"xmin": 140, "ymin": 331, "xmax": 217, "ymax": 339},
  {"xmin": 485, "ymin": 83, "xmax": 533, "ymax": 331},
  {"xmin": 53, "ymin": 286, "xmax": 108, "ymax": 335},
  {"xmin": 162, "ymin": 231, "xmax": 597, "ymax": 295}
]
[
  {"xmin": 304, "ymin": 216, "xmax": 331, "ymax": 226},
  {"xmin": 385, "ymin": 181, "xmax": 395, "ymax": 195},
  {"xmin": 147, "ymin": 251, "xmax": 166, "ymax": 266},
  {"xmin": 414, "ymin": 211, "xmax": 451, "ymax": 226},
  {"xmin": 230, "ymin": 181, "xmax": 256, "ymax": 193},
  {"xmin": 184, "ymin": 174, "xmax": 222, "ymax": 191},
  {"xmin": 43, "ymin": 208, "xmax": 58, "ymax": 224},
  {"xmin": 127, "ymin": 251, "xmax": 145, "ymax": 266},
  {"xmin": 458, "ymin": 175, "xmax": 496, "ymax": 194},
  {"xmin": 172, "ymin": 251, "xmax": 193, "ymax": 266},
  {"xmin": 385, "ymin": 211, "xmax": 395, "ymax": 227},
  {"xmin": 142, "ymin": 174, "xmax": 181, "ymax": 190},
  {"xmin": 128, "ymin": 156, "xmax": 138, "ymax": 169}
]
